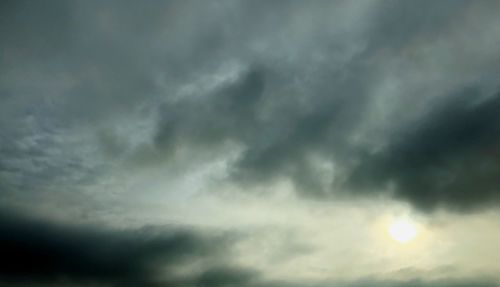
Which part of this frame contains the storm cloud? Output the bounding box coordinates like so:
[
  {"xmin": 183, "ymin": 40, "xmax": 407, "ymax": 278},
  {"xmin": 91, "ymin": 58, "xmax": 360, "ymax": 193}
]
[
  {"xmin": 0, "ymin": 210, "xmax": 236, "ymax": 286},
  {"xmin": 347, "ymin": 88, "xmax": 500, "ymax": 211}
]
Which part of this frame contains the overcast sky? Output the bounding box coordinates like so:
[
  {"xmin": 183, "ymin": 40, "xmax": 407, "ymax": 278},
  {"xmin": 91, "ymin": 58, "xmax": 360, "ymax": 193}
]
[{"xmin": 2, "ymin": 0, "xmax": 500, "ymax": 286}]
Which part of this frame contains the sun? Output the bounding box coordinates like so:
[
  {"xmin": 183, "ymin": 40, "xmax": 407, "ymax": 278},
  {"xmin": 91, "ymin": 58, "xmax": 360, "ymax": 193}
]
[{"xmin": 388, "ymin": 218, "xmax": 418, "ymax": 243}]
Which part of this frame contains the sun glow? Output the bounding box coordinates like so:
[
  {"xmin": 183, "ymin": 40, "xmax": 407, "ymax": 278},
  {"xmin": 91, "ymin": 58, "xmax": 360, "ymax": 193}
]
[{"xmin": 388, "ymin": 218, "xmax": 418, "ymax": 243}]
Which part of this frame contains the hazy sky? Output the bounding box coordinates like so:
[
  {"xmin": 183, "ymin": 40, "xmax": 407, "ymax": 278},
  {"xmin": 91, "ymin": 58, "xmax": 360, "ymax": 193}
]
[{"xmin": 2, "ymin": 1, "xmax": 500, "ymax": 286}]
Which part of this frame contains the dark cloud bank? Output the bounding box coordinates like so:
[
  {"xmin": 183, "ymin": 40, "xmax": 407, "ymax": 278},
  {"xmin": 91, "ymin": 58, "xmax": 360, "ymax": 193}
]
[
  {"xmin": 348, "ymin": 89, "xmax": 500, "ymax": 211},
  {"xmin": 0, "ymin": 209, "xmax": 236, "ymax": 286}
]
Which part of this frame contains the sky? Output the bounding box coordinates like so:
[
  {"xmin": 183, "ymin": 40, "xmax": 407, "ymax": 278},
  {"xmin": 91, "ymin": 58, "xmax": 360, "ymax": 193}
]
[{"xmin": 1, "ymin": 0, "xmax": 500, "ymax": 286}]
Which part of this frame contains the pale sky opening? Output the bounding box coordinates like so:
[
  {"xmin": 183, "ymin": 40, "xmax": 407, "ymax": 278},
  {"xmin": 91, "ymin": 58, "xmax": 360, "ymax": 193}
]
[{"xmin": 388, "ymin": 217, "xmax": 418, "ymax": 243}]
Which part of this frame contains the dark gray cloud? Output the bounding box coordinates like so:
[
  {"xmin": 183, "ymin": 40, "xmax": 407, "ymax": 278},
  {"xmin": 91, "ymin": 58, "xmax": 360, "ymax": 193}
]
[
  {"xmin": 346, "ymin": 88, "xmax": 500, "ymax": 211},
  {"xmin": 0, "ymin": 209, "xmax": 236, "ymax": 287}
]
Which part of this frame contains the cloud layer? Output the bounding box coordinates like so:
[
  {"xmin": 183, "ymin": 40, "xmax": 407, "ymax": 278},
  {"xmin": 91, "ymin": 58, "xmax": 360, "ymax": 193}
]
[
  {"xmin": 2, "ymin": 1, "xmax": 500, "ymax": 285},
  {"xmin": 2, "ymin": 1, "xmax": 500, "ymax": 213}
]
